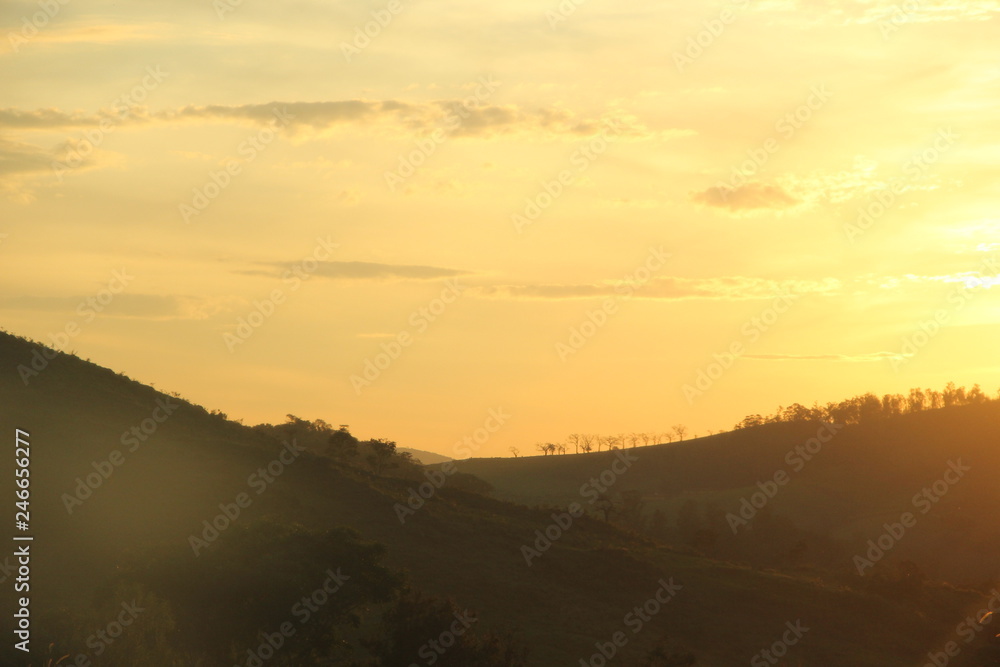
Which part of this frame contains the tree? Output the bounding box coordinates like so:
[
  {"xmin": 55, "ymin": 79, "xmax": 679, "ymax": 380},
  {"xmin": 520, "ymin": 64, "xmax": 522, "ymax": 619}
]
[
  {"xmin": 114, "ymin": 520, "xmax": 403, "ymax": 664},
  {"xmin": 567, "ymin": 433, "xmax": 581, "ymax": 454},
  {"xmin": 367, "ymin": 438, "xmax": 398, "ymax": 475},
  {"xmin": 509, "ymin": 446, "xmax": 519, "ymax": 458},
  {"xmin": 676, "ymin": 499, "xmax": 701, "ymax": 545},
  {"xmin": 327, "ymin": 427, "xmax": 359, "ymax": 462},
  {"xmin": 593, "ymin": 492, "xmax": 617, "ymax": 521},
  {"xmin": 619, "ymin": 489, "xmax": 645, "ymax": 529},
  {"xmin": 368, "ymin": 591, "xmax": 528, "ymax": 666},
  {"xmin": 672, "ymin": 424, "xmax": 688, "ymax": 441},
  {"xmin": 580, "ymin": 434, "xmax": 594, "ymax": 454},
  {"xmin": 638, "ymin": 642, "xmax": 698, "ymax": 667}
]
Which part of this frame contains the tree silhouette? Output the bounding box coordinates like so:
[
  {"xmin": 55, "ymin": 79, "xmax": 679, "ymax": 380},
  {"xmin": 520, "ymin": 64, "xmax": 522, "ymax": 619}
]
[
  {"xmin": 731, "ymin": 382, "xmax": 999, "ymax": 430},
  {"xmin": 327, "ymin": 426, "xmax": 359, "ymax": 462},
  {"xmin": 367, "ymin": 438, "xmax": 398, "ymax": 475}
]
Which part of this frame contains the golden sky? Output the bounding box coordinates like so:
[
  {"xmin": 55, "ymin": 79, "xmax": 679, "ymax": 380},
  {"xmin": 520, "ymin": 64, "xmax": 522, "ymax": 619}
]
[{"xmin": 2, "ymin": 0, "xmax": 998, "ymax": 456}]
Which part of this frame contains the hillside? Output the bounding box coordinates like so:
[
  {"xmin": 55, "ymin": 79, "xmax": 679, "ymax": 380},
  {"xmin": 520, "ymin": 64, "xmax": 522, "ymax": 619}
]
[
  {"xmin": 398, "ymin": 447, "xmax": 454, "ymax": 465},
  {"xmin": 456, "ymin": 403, "xmax": 1000, "ymax": 588},
  {"xmin": 0, "ymin": 330, "xmax": 995, "ymax": 665}
]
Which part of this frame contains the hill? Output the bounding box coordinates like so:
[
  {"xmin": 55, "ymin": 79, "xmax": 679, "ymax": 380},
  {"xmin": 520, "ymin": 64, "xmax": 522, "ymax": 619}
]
[
  {"xmin": 1, "ymin": 329, "xmax": 995, "ymax": 665},
  {"xmin": 398, "ymin": 447, "xmax": 453, "ymax": 465},
  {"xmin": 456, "ymin": 402, "xmax": 1000, "ymax": 588}
]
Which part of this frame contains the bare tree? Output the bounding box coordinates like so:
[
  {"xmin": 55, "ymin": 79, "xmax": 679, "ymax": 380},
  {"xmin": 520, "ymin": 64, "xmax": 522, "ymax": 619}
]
[
  {"xmin": 509, "ymin": 446, "xmax": 519, "ymax": 458},
  {"xmin": 567, "ymin": 433, "xmax": 581, "ymax": 455},
  {"xmin": 672, "ymin": 424, "xmax": 688, "ymax": 441},
  {"xmin": 580, "ymin": 434, "xmax": 594, "ymax": 454},
  {"xmin": 535, "ymin": 443, "xmax": 549, "ymax": 456}
]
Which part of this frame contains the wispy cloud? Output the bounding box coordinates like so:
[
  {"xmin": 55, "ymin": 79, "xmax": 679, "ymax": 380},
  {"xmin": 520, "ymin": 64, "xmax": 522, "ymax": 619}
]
[
  {"xmin": 691, "ymin": 182, "xmax": 799, "ymax": 212},
  {"xmin": 241, "ymin": 260, "xmax": 470, "ymax": 282},
  {"xmin": 743, "ymin": 352, "xmax": 899, "ymax": 362},
  {"xmin": 0, "ymin": 100, "xmax": 689, "ymax": 141},
  {"xmin": 468, "ymin": 276, "xmax": 840, "ymax": 301},
  {"xmin": 0, "ymin": 294, "xmax": 234, "ymax": 320}
]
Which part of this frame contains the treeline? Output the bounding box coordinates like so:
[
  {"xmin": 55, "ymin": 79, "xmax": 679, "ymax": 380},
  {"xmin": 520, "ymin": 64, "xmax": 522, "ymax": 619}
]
[
  {"xmin": 733, "ymin": 382, "xmax": 997, "ymax": 430},
  {"xmin": 529, "ymin": 426, "xmax": 691, "ymax": 457},
  {"xmin": 252, "ymin": 415, "xmax": 493, "ymax": 495}
]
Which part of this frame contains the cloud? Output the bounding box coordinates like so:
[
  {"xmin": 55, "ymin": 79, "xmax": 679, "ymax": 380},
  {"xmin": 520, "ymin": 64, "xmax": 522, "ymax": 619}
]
[
  {"xmin": 691, "ymin": 182, "xmax": 799, "ymax": 212},
  {"xmin": 242, "ymin": 260, "xmax": 469, "ymax": 282},
  {"xmin": 743, "ymin": 352, "xmax": 900, "ymax": 362},
  {"xmin": 0, "ymin": 294, "xmax": 231, "ymax": 320},
  {"xmin": 469, "ymin": 276, "xmax": 840, "ymax": 301},
  {"xmin": 0, "ymin": 137, "xmax": 53, "ymax": 176},
  {"xmin": 0, "ymin": 100, "xmax": 688, "ymax": 141},
  {"xmin": 754, "ymin": 0, "xmax": 1000, "ymax": 25},
  {"xmin": 0, "ymin": 136, "xmax": 74, "ymax": 202}
]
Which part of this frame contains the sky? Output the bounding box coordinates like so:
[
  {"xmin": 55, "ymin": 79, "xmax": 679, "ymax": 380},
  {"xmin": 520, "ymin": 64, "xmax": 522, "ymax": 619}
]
[{"xmin": 2, "ymin": 0, "xmax": 998, "ymax": 457}]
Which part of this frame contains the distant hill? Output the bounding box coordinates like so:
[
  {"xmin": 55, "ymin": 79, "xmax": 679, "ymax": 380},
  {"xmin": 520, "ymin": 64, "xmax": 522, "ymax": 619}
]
[
  {"xmin": 399, "ymin": 446, "xmax": 453, "ymax": 465},
  {"xmin": 0, "ymin": 329, "xmax": 994, "ymax": 665},
  {"xmin": 457, "ymin": 403, "xmax": 1000, "ymax": 587}
]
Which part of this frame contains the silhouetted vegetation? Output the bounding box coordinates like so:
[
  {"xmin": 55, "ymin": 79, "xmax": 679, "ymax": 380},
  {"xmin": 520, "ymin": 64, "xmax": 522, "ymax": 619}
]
[{"xmin": 733, "ymin": 381, "xmax": 996, "ymax": 429}]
